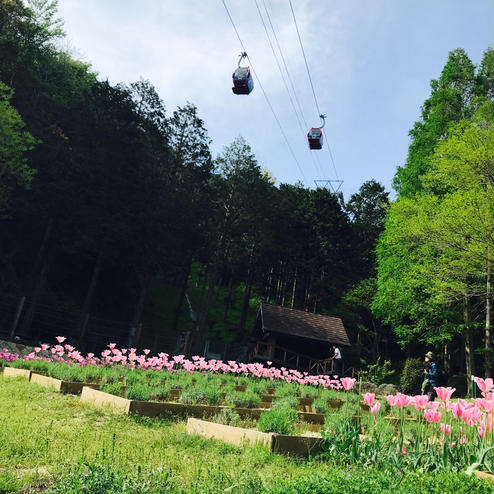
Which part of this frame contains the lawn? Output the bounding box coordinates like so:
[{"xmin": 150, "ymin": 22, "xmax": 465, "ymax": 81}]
[{"xmin": 0, "ymin": 376, "xmax": 492, "ymax": 493}]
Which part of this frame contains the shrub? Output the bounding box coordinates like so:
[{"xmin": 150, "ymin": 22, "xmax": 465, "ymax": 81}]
[
  {"xmin": 312, "ymin": 398, "xmax": 329, "ymax": 414},
  {"xmin": 125, "ymin": 383, "xmax": 151, "ymax": 401},
  {"xmin": 258, "ymin": 406, "xmax": 297, "ymax": 435},
  {"xmin": 179, "ymin": 385, "xmax": 221, "ymax": 406},
  {"xmin": 100, "ymin": 382, "xmax": 122, "ymax": 397},
  {"xmin": 276, "ymin": 383, "xmax": 298, "ymax": 398},
  {"xmin": 360, "ymin": 358, "xmax": 396, "ymax": 385},
  {"xmin": 271, "ymin": 397, "xmax": 298, "ymax": 410},
  {"xmin": 225, "ymin": 390, "xmax": 261, "ymax": 408},
  {"xmin": 212, "ymin": 407, "xmax": 242, "ymax": 427},
  {"xmin": 150, "ymin": 384, "xmax": 171, "ymax": 401},
  {"xmin": 400, "ymin": 358, "xmax": 424, "ymax": 395}
]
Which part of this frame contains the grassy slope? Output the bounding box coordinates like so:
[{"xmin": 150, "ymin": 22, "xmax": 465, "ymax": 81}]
[{"xmin": 0, "ymin": 377, "xmax": 491, "ymax": 493}]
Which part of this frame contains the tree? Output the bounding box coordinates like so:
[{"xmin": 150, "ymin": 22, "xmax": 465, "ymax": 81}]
[{"xmin": 0, "ymin": 82, "xmax": 36, "ymax": 214}]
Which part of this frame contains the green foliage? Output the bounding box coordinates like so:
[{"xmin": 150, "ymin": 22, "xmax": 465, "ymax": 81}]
[
  {"xmin": 225, "ymin": 390, "xmax": 261, "ymax": 409},
  {"xmin": 212, "ymin": 407, "xmax": 242, "ymax": 427},
  {"xmin": 100, "ymin": 382, "xmax": 122, "ymax": 397},
  {"xmin": 0, "ymin": 82, "xmax": 36, "ymax": 213},
  {"xmin": 400, "ymin": 358, "xmax": 425, "ymax": 395},
  {"xmin": 45, "ymin": 463, "xmax": 175, "ymax": 494},
  {"xmin": 258, "ymin": 406, "xmax": 297, "ymax": 435},
  {"xmin": 125, "ymin": 383, "xmax": 151, "ymax": 401},
  {"xmin": 360, "ymin": 358, "xmax": 395, "ymax": 385},
  {"xmin": 312, "ymin": 398, "xmax": 329, "ymax": 414},
  {"xmin": 178, "ymin": 385, "xmax": 221, "ymax": 406}
]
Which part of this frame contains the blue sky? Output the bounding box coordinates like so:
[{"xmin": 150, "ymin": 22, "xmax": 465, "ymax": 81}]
[{"xmin": 56, "ymin": 0, "xmax": 492, "ymax": 199}]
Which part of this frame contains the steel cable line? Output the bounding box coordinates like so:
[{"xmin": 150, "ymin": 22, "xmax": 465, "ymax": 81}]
[
  {"xmin": 258, "ymin": 0, "xmax": 323, "ymax": 177},
  {"xmin": 288, "ymin": 0, "xmax": 340, "ymax": 181},
  {"xmin": 221, "ymin": 0, "xmax": 308, "ymax": 184}
]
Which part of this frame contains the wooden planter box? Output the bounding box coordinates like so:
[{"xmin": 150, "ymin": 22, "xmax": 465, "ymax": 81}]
[
  {"xmin": 3, "ymin": 367, "xmax": 32, "ymax": 379},
  {"xmin": 81, "ymin": 386, "xmax": 132, "ymax": 413},
  {"xmin": 234, "ymin": 385, "xmax": 247, "ymax": 392},
  {"xmin": 186, "ymin": 417, "xmax": 273, "ymax": 448},
  {"xmin": 272, "ymin": 433, "xmax": 323, "ymax": 457},
  {"xmin": 30, "ymin": 373, "xmax": 99, "ymax": 394},
  {"xmin": 186, "ymin": 418, "xmax": 323, "ymax": 458},
  {"xmin": 129, "ymin": 400, "xmax": 186, "ymax": 418},
  {"xmin": 474, "ymin": 471, "xmax": 494, "ymax": 483},
  {"xmin": 169, "ymin": 388, "xmax": 180, "ymax": 401},
  {"xmin": 266, "ymin": 387, "xmax": 275, "ymax": 395},
  {"xmin": 327, "ymin": 398, "xmax": 343, "ymax": 409},
  {"xmin": 260, "ymin": 394, "xmax": 275, "ymax": 403},
  {"xmin": 298, "ymin": 397, "xmax": 314, "ymax": 406},
  {"xmin": 234, "ymin": 407, "xmax": 263, "ymax": 420},
  {"xmin": 297, "ymin": 411, "xmax": 325, "ymax": 425},
  {"xmin": 360, "ymin": 403, "xmax": 370, "ymax": 413}
]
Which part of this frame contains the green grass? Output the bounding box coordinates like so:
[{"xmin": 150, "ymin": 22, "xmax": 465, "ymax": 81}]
[{"xmin": 0, "ymin": 377, "xmax": 492, "ymax": 493}]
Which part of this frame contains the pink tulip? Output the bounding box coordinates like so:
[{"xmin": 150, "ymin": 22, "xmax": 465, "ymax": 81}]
[
  {"xmin": 41, "ymin": 344, "xmax": 49, "ymax": 351},
  {"xmin": 475, "ymin": 377, "xmax": 494, "ymax": 395},
  {"xmin": 451, "ymin": 401, "xmax": 465, "ymax": 419},
  {"xmin": 340, "ymin": 377, "xmax": 356, "ymax": 391},
  {"xmin": 428, "ymin": 401, "xmax": 440, "ymax": 411},
  {"xmin": 386, "ymin": 395, "xmax": 397, "ymax": 406},
  {"xmin": 363, "ymin": 393, "xmax": 375, "ymax": 406},
  {"xmin": 143, "ymin": 349, "xmax": 150, "ymax": 355},
  {"xmin": 424, "ymin": 409, "xmax": 441, "ymax": 423},
  {"xmin": 394, "ymin": 393, "xmax": 411, "ymax": 408},
  {"xmin": 440, "ymin": 423, "xmax": 451, "ymax": 435},
  {"xmin": 371, "ymin": 402, "xmax": 381, "ymax": 415},
  {"xmin": 478, "ymin": 421, "xmax": 486, "ymax": 438},
  {"xmin": 34, "ymin": 347, "xmax": 41, "ymax": 353},
  {"xmin": 412, "ymin": 395, "xmax": 429, "ymax": 410},
  {"xmin": 434, "ymin": 386, "xmax": 456, "ymax": 402},
  {"xmin": 55, "ymin": 336, "xmax": 66, "ymax": 343}
]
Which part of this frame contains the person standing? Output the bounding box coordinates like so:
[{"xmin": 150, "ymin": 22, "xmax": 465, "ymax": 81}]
[
  {"xmin": 332, "ymin": 344, "xmax": 343, "ymax": 376},
  {"xmin": 423, "ymin": 351, "xmax": 439, "ymax": 401}
]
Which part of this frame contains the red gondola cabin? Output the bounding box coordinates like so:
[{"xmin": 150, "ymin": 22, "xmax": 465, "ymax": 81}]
[
  {"xmin": 307, "ymin": 127, "xmax": 323, "ymax": 149},
  {"xmin": 232, "ymin": 66, "xmax": 254, "ymax": 95}
]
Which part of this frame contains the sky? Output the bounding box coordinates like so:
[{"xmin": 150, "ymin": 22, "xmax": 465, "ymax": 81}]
[{"xmin": 55, "ymin": 0, "xmax": 492, "ymax": 199}]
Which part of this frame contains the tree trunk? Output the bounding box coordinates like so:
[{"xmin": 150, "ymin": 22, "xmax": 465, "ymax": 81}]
[
  {"xmin": 442, "ymin": 339, "xmax": 451, "ymax": 376},
  {"xmin": 239, "ymin": 266, "xmax": 254, "ymax": 332},
  {"xmin": 266, "ymin": 265, "xmax": 273, "ymax": 303},
  {"xmin": 77, "ymin": 247, "xmax": 104, "ymax": 343},
  {"xmin": 485, "ymin": 263, "xmax": 492, "ymax": 377},
  {"xmin": 129, "ymin": 279, "xmax": 147, "ymax": 340},
  {"xmin": 463, "ymin": 294, "xmax": 475, "ymax": 395},
  {"xmin": 172, "ymin": 254, "xmax": 192, "ymax": 332},
  {"xmin": 222, "ymin": 272, "xmax": 234, "ymax": 322},
  {"xmin": 290, "ymin": 267, "xmax": 298, "ymax": 308},
  {"xmin": 19, "ymin": 217, "xmax": 54, "ymax": 336},
  {"xmin": 191, "ymin": 268, "xmax": 217, "ymax": 355},
  {"xmin": 22, "ymin": 259, "xmax": 48, "ymax": 339}
]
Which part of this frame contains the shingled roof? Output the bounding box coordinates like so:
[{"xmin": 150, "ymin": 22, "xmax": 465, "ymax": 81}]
[{"xmin": 259, "ymin": 303, "xmax": 350, "ymax": 346}]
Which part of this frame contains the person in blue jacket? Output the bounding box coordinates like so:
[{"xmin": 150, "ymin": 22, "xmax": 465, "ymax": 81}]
[{"xmin": 422, "ymin": 351, "xmax": 439, "ymax": 401}]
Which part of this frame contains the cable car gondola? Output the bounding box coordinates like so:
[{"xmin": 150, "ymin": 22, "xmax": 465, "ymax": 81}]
[
  {"xmin": 307, "ymin": 114, "xmax": 326, "ymax": 150},
  {"xmin": 232, "ymin": 52, "xmax": 254, "ymax": 95}
]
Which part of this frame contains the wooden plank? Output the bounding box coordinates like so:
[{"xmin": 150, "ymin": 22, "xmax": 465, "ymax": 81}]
[
  {"xmin": 3, "ymin": 367, "xmax": 31, "ymax": 379},
  {"xmin": 272, "ymin": 434, "xmax": 323, "ymax": 458},
  {"xmin": 80, "ymin": 386, "xmax": 131, "ymax": 414},
  {"xmin": 186, "ymin": 418, "xmax": 272, "ymax": 448}
]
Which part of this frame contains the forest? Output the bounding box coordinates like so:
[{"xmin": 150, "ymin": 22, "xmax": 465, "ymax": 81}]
[{"xmin": 0, "ymin": 1, "xmax": 492, "ymax": 390}]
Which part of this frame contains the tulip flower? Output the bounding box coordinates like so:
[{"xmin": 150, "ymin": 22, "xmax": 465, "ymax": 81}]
[
  {"xmin": 362, "ymin": 393, "xmax": 375, "ymax": 406},
  {"xmin": 475, "ymin": 377, "xmax": 494, "ymax": 395},
  {"xmin": 440, "ymin": 423, "xmax": 451, "ymax": 435},
  {"xmin": 424, "ymin": 409, "xmax": 441, "ymax": 423},
  {"xmin": 340, "ymin": 377, "xmax": 356, "ymax": 391},
  {"xmin": 434, "ymin": 386, "xmax": 456, "ymax": 402},
  {"xmin": 412, "ymin": 395, "xmax": 429, "ymax": 411},
  {"xmin": 55, "ymin": 336, "xmax": 66, "ymax": 343}
]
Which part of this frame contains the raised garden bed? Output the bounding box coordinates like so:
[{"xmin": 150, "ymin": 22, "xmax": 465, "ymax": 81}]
[
  {"xmin": 474, "ymin": 471, "xmax": 494, "ymax": 483},
  {"xmin": 3, "ymin": 366, "xmax": 32, "ymax": 379},
  {"xmin": 30, "ymin": 373, "xmax": 100, "ymax": 394},
  {"xmin": 186, "ymin": 418, "xmax": 323, "ymax": 458}
]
